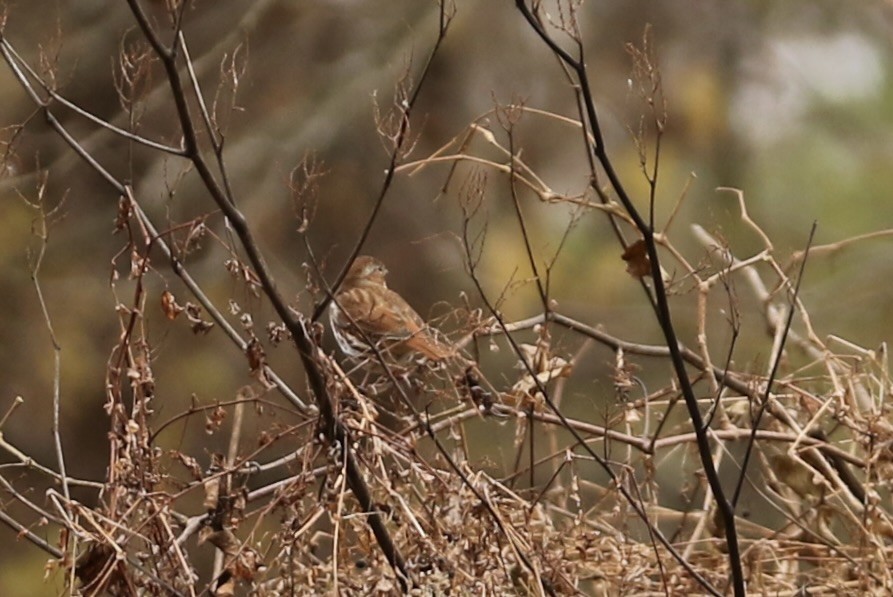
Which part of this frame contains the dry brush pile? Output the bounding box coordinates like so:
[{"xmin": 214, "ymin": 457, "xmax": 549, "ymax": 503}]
[{"xmin": 1, "ymin": 2, "xmax": 892, "ymax": 595}]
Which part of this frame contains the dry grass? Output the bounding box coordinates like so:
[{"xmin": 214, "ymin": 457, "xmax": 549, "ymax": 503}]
[{"xmin": 0, "ymin": 2, "xmax": 891, "ymax": 596}]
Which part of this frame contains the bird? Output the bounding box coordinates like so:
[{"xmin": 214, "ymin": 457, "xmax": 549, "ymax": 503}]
[{"xmin": 329, "ymin": 256, "xmax": 454, "ymax": 363}]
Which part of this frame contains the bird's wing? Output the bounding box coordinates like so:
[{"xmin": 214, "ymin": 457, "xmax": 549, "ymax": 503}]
[
  {"xmin": 376, "ymin": 290, "xmax": 453, "ymax": 359},
  {"xmin": 336, "ymin": 287, "xmax": 425, "ymax": 339},
  {"xmin": 336, "ymin": 287, "xmax": 453, "ymax": 360}
]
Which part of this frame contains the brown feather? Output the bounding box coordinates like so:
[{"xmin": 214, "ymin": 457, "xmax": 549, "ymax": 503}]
[{"xmin": 331, "ymin": 257, "xmax": 453, "ymax": 361}]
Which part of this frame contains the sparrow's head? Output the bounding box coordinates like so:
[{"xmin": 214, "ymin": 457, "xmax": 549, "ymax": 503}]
[{"xmin": 343, "ymin": 255, "xmax": 388, "ymax": 288}]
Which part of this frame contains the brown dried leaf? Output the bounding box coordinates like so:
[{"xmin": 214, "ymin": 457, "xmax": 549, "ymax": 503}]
[
  {"xmin": 246, "ymin": 337, "xmax": 265, "ymax": 373},
  {"xmin": 160, "ymin": 290, "xmax": 183, "ymax": 320},
  {"xmin": 206, "ymin": 405, "xmax": 227, "ymax": 435},
  {"xmin": 185, "ymin": 301, "xmax": 214, "ymax": 334},
  {"xmin": 175, "ymin": 451, "xmax": 203, "ymax": 479},
  {"xmin": 621, "ymin": 239, "xmax": 651, "ymax": 278},
  {"xmin": 114, "ymin": 196, "xmax": 132, "ymax": 232}
]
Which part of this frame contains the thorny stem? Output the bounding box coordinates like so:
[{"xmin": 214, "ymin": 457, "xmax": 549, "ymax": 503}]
[
  {"xmin": 311, "ymin": 3, "xmax": 454, "ymax": 323},
  {"xmin": 513, "ymin": 3, "xmax": 744, "ymax": 594},
  {"xmin": 0, "ymin": 48, "xmax": 308, "ymax": 417},
  {"xmin": 125, "ymin": 0, "xmax": 413, "ymax": 587},
  {"xmin": 461, "ymin": 209, "xmax": 722, "ymax": 596},
  {"xmin": 732, "ymin": 223, "xmax": 816, "ymax": 507}
]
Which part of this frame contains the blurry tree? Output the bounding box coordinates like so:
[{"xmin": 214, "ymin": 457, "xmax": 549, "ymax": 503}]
[{"xmin": 0, "ymin": 1, "xmax": 892, "ymax": 595}]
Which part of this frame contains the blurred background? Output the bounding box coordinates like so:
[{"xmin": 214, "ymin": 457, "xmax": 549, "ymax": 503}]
[{"xmin": 1, "ymin": 1, "xmax": 892, "ymax": 594}]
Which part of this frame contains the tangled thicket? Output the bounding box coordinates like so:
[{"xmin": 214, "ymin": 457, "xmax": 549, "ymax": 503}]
[{"xmin": 1, "ymin": 2, "xmax": 892, "ymax": 596}]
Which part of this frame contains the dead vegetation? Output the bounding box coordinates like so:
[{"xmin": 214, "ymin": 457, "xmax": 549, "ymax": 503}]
[{"xmin": 0, "ymin": 1, "xmax": 892, "ymax": 595}]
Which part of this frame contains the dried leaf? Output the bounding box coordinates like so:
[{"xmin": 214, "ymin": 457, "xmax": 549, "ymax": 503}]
[
  {"xmin": 160, "ymin": 290, "xmax": 183, "ymax": 320},
  {"xmin": 622, "ymin": 239, "xmax": 651, "ymax": 278},
  {"xmin": 185, "ymin": 301, "xmax": 214, "ymax": 334}
]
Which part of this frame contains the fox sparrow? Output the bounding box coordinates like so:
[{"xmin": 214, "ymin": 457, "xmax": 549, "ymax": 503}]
[{"xmin": 329, "ymin": 256, "xmax": 454, "ymax": 362}]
